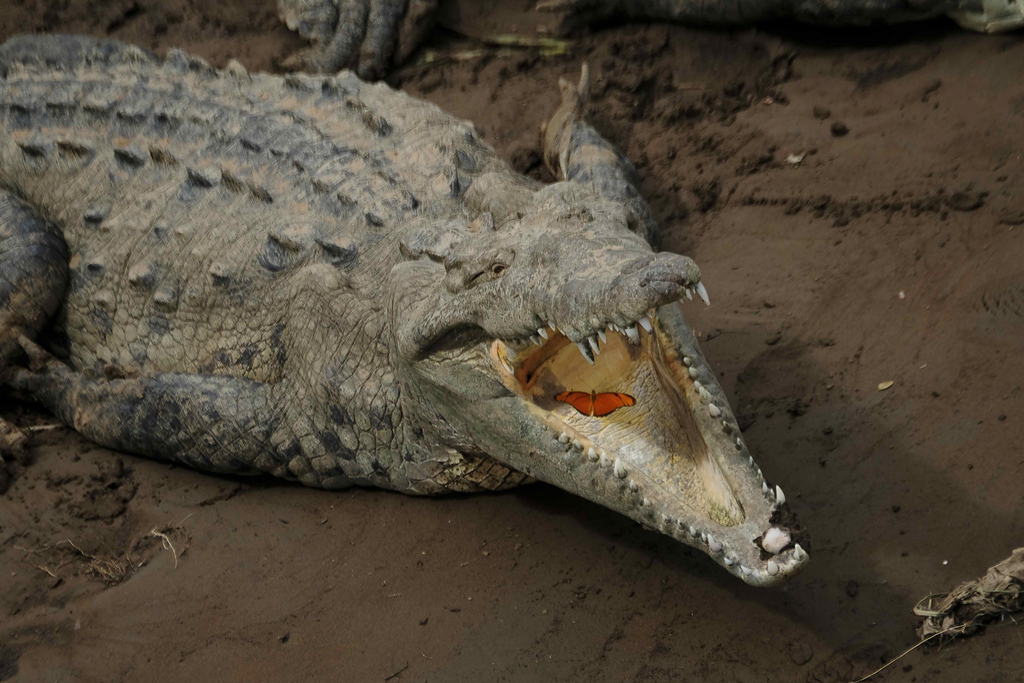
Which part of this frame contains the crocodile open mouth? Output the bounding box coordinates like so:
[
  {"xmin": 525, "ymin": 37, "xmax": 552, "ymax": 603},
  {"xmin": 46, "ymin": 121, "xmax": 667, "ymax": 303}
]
[
  {"xmin": 488, "ymin": 301, "xmax": 809, "ymax": 586},
  {"xmin": 492, "ymin": 308, "xmax": 745, "ymax": 524}
]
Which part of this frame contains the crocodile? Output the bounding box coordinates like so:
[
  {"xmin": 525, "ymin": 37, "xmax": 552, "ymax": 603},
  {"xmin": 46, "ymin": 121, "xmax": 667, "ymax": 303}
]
[
  {"xmin": 276, "ymin": 0, "xmax": 1024, "ymax": 76},
  {"xmin": 0, "ymin": 34, "xmax": 808, "ymax": 586}
]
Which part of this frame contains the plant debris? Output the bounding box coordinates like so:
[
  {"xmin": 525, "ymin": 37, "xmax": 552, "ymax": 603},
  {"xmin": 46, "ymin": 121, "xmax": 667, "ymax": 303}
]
[{"xmin": 914, "ymin": 547, "xmax": 1024, "ymax": 641}]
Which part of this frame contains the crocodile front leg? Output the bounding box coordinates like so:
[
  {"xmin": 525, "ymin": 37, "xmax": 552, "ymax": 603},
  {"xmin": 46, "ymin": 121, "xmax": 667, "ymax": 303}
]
[
  {"xmin": 9, "ymin": 337, "xmax": 293, "ymax": 479},
  {"xmin": 279, "ymin": 0, "xmax": 437, "ymax": 78},
  {"xmin": 0, "ymin": 189, "xmax": 68, "ymax": 484}
]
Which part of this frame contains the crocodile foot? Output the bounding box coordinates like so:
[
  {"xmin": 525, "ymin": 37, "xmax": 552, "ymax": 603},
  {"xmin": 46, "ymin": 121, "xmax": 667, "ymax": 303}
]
[
  {"xmin": 0, "ymin": 336, "xmax": 55, "ymax": 492},
  {"xmin": 278, "ymin": 0, "xmax": 438, "ymax": 78},
  {"xmin": 0, "ymin": 420, "xmax": 26, "ymax": 493}
]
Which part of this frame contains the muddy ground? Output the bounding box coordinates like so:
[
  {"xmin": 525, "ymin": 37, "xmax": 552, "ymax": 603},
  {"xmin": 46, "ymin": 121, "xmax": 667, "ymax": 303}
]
[{"xmin": 0, "ymin": 1, "xmax": 1022, "ymax": 681}]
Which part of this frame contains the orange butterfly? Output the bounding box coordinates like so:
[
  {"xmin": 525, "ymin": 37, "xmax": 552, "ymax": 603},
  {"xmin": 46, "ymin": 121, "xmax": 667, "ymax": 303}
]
[{"xmin": 555, "ymin": 390, "xmax": 636, "ymax": 417}]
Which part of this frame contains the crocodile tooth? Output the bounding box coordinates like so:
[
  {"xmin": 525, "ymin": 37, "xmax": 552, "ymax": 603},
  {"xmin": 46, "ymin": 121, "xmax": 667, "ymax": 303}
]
[
  {"xmin": 613, "ymin": 459, "xmax": 627, "ymax": 479},
  {"xmin": 775, "ymin": 486, "xmax": 786, "ymax": 506},
  {"xmin": 688, "ymin": 525, "xmax": 697, "ymax": 537},
  {"xmin": 767, "ymin": 561, "xmax": 780, "ymax": 576},
  {"xmin": 577, "ymin": 342, "xmax": 595, "ymax": 365},
  {"xmin": 699, "ymin": 387, "xmax": 711, "ymax": 401},
  {"xmin": 750, "ymin": 455, "xmax": 755, "ymax": 466},
  {"xmin": 628, "ymin": 480, "xmax": 639, "ymax": 492},
  {"xmin": 530, "ymin": 335, "xmax": 543, "ymax": 346},
  {"xmin": 793, "ymin": 543, "xmax": 807, "ymax": 561},
  {"xmin": 597, "ymin": 329, "xmax": 607, "ymax": 344},
  {"xmin": 682, "ymin": 356, "xmax": 692, "ymax": 366},
  {"xmin": 685, "ymin": 288, "xmax": 694, "ymax": 300},
  {"xmin": 572, "ymin": 439, "xmax": 582, "ymax": 451},
  {"xmin": 708, "ymin": 535, "xmax": 722, "ymax": 553},
  {"xmin": 740, "ymin": 565, "xmax": 752, "ymax": 576},
  {"xmin": 588, "ymin": 335, "xmax": 600, "ymax": 355},
  {"xmin": 724, "ymin": 556, "xmax": 735, "ymax": 566},
  {"xmin": 587, "ymin": 447, "xmax": 598, "ymax": 461},
  {"xmin": 537, "ymin": 327, "xmax": 549, "ymax": 340},
  {"xmin": 558, "ymin": 432, "xmax": 570, "ymax": 444},
  {"xmin": 625, "ymin": 325, "xmax": 640, "ymax": 344},
  {"xmin": 688, "ymin": 366, "xmax": 699, "ymax": 379},
  {"xmin": 762, "ymin": 481, "xmax": 769, "ymax": 495},
  {"xmin": 638, "ymin": 316, "xmax": 653, "ymax": 333},
  {"xmin": 696, "ymin": 281, "xmax": 711, "ymax": 306},
  {"xmin": 709, "ymin": 404, "xmax": 722, "ymax": 417},
  {"xmin": 600, "ymin": 451, "xmax": 611, "ymax": 468},
  {"xmin": 549, "ymin": 321, "xmax": 557, "ymax": 332},
  {"xmin": 641, "ymin": 497, "xmax": 651, "ymax": 507}
]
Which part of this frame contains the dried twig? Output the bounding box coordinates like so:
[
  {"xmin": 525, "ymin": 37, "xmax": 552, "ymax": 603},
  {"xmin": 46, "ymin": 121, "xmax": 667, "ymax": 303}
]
[
  {"xmin": 25, "ymin": 423, "xmax": 63, "ymax": 432},
  {"xmin": 850, "ymin": 626, "xmax": 966, "ymax": 682},
  {"xmin": 59, "ymin": 538, "xmax": 134, "ymax": 584},
  {"xmin": 36, "ymin": 565, "xmax": 58, "ymax": 579},
  {"xmin": 384, "ymin": 663, "xmax": 409, "ymax": 681},
  {"xmin": 915, "ymin": 547, "xmax": 1024, "ymax": 641},
  {"xmin": 149, "ymin": 528, "xmax": 179, "ymax": 568},
  {"xmin": 412, "ymin": 43, "xmax": 570, "ymax": 69}
]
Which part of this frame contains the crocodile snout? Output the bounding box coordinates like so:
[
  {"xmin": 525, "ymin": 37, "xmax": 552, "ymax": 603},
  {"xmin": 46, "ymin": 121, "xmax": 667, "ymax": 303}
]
[{"xmin": 635, "ymin": 253, "xmax": 699, "ymax": 289}]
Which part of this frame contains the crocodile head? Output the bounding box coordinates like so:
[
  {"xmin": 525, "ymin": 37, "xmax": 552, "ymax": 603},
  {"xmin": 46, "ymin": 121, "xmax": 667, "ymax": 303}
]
[{"xmin": 392, "ymin": 182, "xmax": 808, "ymax": 587}]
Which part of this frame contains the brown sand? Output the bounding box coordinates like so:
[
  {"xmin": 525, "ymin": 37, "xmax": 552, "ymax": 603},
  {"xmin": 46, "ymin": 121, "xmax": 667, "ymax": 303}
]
[{"xmin": 1, "ymin": 1, "xmax": 1022, "ymax": 681}]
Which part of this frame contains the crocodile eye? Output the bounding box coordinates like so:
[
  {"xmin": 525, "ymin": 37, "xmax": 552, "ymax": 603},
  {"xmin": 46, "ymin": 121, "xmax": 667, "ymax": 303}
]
[{"xmin": 490, "ymin": 263, "xmax": 507, "ymax": 277}]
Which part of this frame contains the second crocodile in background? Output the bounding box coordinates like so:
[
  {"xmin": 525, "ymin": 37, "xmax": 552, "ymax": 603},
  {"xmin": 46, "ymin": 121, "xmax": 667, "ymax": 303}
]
[{"xmin": 0, "ymin": 35, "xmax": 808, "ymax": 586}]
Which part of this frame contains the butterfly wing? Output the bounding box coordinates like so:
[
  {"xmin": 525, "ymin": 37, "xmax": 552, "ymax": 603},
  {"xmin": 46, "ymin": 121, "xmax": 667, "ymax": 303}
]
[
  {"xmin": 555, "ymin": 391, "xmax": 595, "ymax": 416},
  {"xmin": 591, "ymin": 392, "xmax": 637, "ymax": 417}
]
